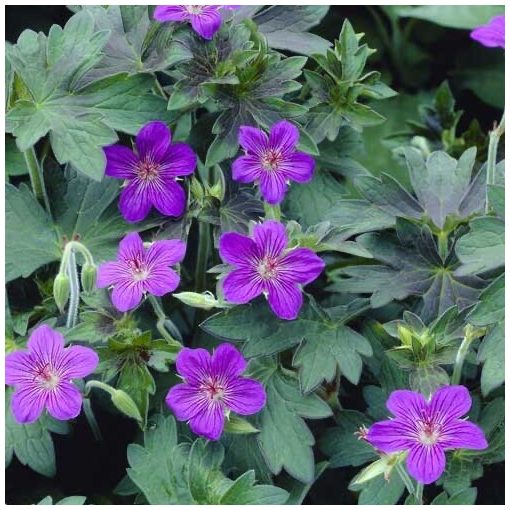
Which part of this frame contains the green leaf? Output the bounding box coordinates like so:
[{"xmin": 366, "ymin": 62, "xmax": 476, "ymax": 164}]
[
  {"xmin": 439, "ymin": 455, "xmax": 483, "ymax": 495},
  {"xmin": 488, "ymin": 184, "xmax": 504, "ymax": 218},
  {"xmin": 37, "ymin": 496, "xmax": 87, "ymax": 505},
  {"xmin": 468, "ymin": 273, "xmax": 504, "ymax": 326},
  {"xmin": 6, "ymin": 135, "xmax": 27, "ymax": 176},
  {"xmin": 409, "ymin": 364, "xmax": 450, "ymax": 398},
  {"xmin": 281, "ymin": 461, "xmax": 328, "ymax": 505},
  {"xmin": 431, "ymin": 488, "xmax": 477, "ymax": 505},
  {"xmin": 454, "ymin": 217, "xmax": 504, "ymax": 276},
  {"xmin": 356, "ymin": 474, "xmax": 405, "ymax": 505},
  {"xmin": 477, "ymin": 321, "xmax": 504, "ymax": 396}
]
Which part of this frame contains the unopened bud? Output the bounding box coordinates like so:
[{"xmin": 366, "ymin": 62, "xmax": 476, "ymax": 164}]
[
  {"xmin": 111, "ymin": 389, "xmax": 142, "ymax": 423},
  {"xmin": 173, "ymin": 291, "xmax": 223, "ymax": 310},
  {"xmin": 224, "ymin": 414, "xmax": 259, "ymax": 435},
  {"xmin": 81, "ymin": 263, "xmax": 97, "ymax": 293},
  {"xmin": 397, "ymin": 324, "xmax": 413, "ymax": 347},
  {"xmin": 190, "ymin": 177, "xmax": 204, "ymax": 201},
  {"xmin": 53, "ymin": 272, "xmax": 70, "ymax": 313}
]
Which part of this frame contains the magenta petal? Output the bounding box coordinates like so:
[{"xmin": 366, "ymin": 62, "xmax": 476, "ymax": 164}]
[
  {"xmin": 144, "ymin": 267, "xmax": 180, "ymax": 296},
  {"xmin": 439, "ymin": 419, "xmax": 488, "ymax": 451},
  {"xmin": 406, "ymin": 444, "xmax": 446, "ymax": 484},
  {"xmin": 258, "ymin": 171, "xmax": 288, "ymax": 205},
  {"xmin": 146, "ymin": 239, "xmax": 186, "ymax": 267},
  {"xmin": 5, "ymin": 351, "xmax": 33, "ymax": 385},
  {"xmin": 470, "ymin": 15, "xmax": 505, "ymax": 48},
  {"xmin": 166, "ymin": 383, "xmax": 201, "ymax": 421},
  {"xmin": 269, "ymin": 120, "xmax": 299, "ymax": 153},
  {"xmin": 176, "ymin": 348, "xmax": 211, "ymax": 385},
  {"xmin": 119, "ymin": 180, "xmax": 152, "ymax": 223},
  {"xmin": 238, "ymin": 126, "xmax": 269, "ymax": 155},
  {"xmin": 232, "ymin": 155, "xmax": 262, "ymax": 183},
  {"xmin": 224, "ymin": 377, "xmax": 266, "ymax": 415},
  {"xmin": 211, "ymin": 343, "xmax": 247, "ymax": 379},
  {"xmin": 96, "ymin": 261, "xmax": 126, "ymax": 288},
  {"xmin": 11, "ymin": 385, "xmax": 46, "ymax": 424},
  {"xmin": 104, "ymin": 145, "xmax": 138, "ymax": 179},
  {"xmin": 219, "ymin": 232, "xmax": 258, "ymax": 266},
  {"xmin": 111, "ymin": 281, "xmax": 144, "ymax": 312},
  {"xmin": 118, "ymin": 232, "xmax": 144, "ymax": 262},
  {"xmin": 280, "ymin": 248, "xmax": 324, "ymax": 285},
  {"xmin": 386, "ymin": 389, "xmax": 427, "ymax": 421},
  {"xmin": 135, "ymin": 121, "xmax": 171, "ymax": 161},
  {"xmin": 280, "ymin": 152, "xmax": 315, "ymax": 183},
  {"xmin": 188, "ymin": 400, "xmax": 225, "ymax": 440},
  {"xmin": 27, "ymin": 325, "xmax": 65, "ymax": 362},
  {"xmin": 428, "ymin": 385, "xmax": 472, "ymax": 420},
  {"xmin": 222, "ymin": 268, "xmax": 263, "ymax": 304},
  {"xmin": 266, "ymin": 279, "xmax": 303, "ymax": 320},
  {"xmin": 252, "ymin": 220, "xmax": 288, "ymax": 258},
  {"xmin": 150, "ymin": 180, "xmax": 186, "ymax": 218},
  {"xmin": 46, "ymin": 381, "xmax": 83, "ymax": 421},
  {"xmin": 366, "ymin": 419, "xmax": 415, "ymax": 454},
  {"xmin": 153, "ymin": 5, "xmax": 189, "ymax": 22},
  {"xmin": 160, "ymin": 143, "xmax": 197, "ymax": 178},
  {"xmin": 190, "ymin": 9, "xmax": 222, "ymax": 39},
  {"xmin": 60, "ymin": 345, "xmax": 99, "ymax": 379}
]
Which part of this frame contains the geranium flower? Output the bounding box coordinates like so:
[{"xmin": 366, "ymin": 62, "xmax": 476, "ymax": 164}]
[
  {"xmin": 153, "ymin": 5, "xmax": 237, "ymax": 40},
  {"xmin": 104, "ymin": 121, "xmax": 196, "ymax": 223},
  {"xmin": 218, "ymin": 220, "xmax": 325, "ymax": 320},
  {"xmin": 166, "ymin": 343, "xmax": 266, "ymax": 440},
  {"xmin": 470, "ymin": 15, "xmax": 505, "ymax": 48},
  {"xmin": 5, "ymin": 325, "xmax": 98, "ymax": 424},
  {"xmin": 232, "ymin": 121, "xmax": 315, "ymax": 204},
  {"xmin": 366, "ymin": 386, "xmax": 488, "ymax": 484},
  {"xmin": 97, "ymin": 232, "xmax": 186, "ymax": 312}
]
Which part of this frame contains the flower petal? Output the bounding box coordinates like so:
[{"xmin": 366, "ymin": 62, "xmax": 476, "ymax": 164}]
[
  {"xmin": 135, "ymin": 121, "xmax": 171, "ymax": 161},
  {"xmin": 366, "ymin": 419, "xmax": 415, "ymax": 454},
  {"xmin": 259, "ymin": 171, "xmax": 288, "ymax": 205},
  {"xmin": 119, "ymin": 180, "xmax": 152, "ymax": 223},
  {"xmin": 269, "ymin": 120, "xmax": 299, "ymax": 154},
  {"xmin": 266, "ymin": 279, "xmax": 303, "ymax": 320},
  {"xmin": 280, "ymin": 152, "xmax": 315, "ymax": 183},
  {"xmin": 219, "ymin": 232, "xmax": 258, "ymax": 266},
  {"xmin": 470, "ymin": 15, "xmax": 505, "ymax": 48},
  {"xmin": 104, "ymin": 144, "xmax": 138, "ymax": 179},
  {"xmin": 5, "ymin": 351, "xmax": 34, "ymax": 385},
  {"xmin": 111, "ymin": 281, "xmax": 144, "ymax": 312},
  {"xmin": 239, "ymin": 126, "xmax": 268, "ymax": 155},
  {"xmin": 160, "ymin": 143, "xmax": 197, "ymax": 178},
  {"xmin": 60, "ymin": 345, "xmax": 99, "ymax": 379},
  {"xmin": 176, "ymin": 347, "xmax": 211, "ymax": 385},
  {"xmin": 96, "ymin": 261, "xmax": 127, "ymax": 288},
  {"xmin": 406, "ymin": 444, "xmax": 446, "ymax": 484},
  {"xmin": 166, "ymin": 383, "xmax": 202, "ymax": 421},
  {"xmin": 118, "ymin": 232, "xmax": 145, "ymax": 262},
  {"xmin": 146, "ymin": 239, "xmax": 186, "ymax": 267},
  {"xmin": 386, "ymin": 389, "xmax": 427, "ymax": 421},
  {"xmin": 188, "ymin": 400, "xmax": 225, "ymax": 440},
  {"xmin": 150, "ymin": 179, "xmax": 186, "ymax": 218},
  {"xmin": 252, "ymin": 220, "xmax": 288, "ymax": 258},
  {"xmin": 211, "ymin": 343, "xmax": 247, "ymax": 379},
  {"xmin": 46, "ymin": 381, "xmax": 83, "ymax": 421},
  {"xmin": 224, "ymin": 377, "xmax": 266, "ymax": 415},
  {"xmin": 10, "ymin": 385, "xmax": 47, "ymax": 424},
  {"xmin": 222, "ymin": 268, "xmax": 263, "ymax": 304},
  {"xmin": 439, "ymin": 419, "xmax": 488, "ymax": 451},
  {"xmin": 153, "ymin": 5, "xmax": 189, "ymax": 21},
  {"xmin": 428, "ymin": 385, "xmax": 472, "ymax": 421},
  {"xmin": 144, "ymin": 267, "xmax": 180, "ymax": 296},
  {"xmin": 232, "ymin": 155, "xmax": 262, "ymax": 183},
  {"xmin": 280, "ymin": 247, "xmax": 324, "ymax": 285},
  {"xmin": 27, "ymin": 325, "xmax": 65, "ymax": 363},
  {"xmin": 190, "ymin": 9, "xmax": 222, "ymax": 40}
]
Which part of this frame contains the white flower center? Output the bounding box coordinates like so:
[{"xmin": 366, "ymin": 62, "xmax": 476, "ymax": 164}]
[
  {"xmin": 35, "ymin": 365, "xmax": 60, "ymax": 390},
  {"xmin": 137, "ymin": 160, "xmax": 160, "ymax": 182},
  {"xmin": 417, "ymin": 420, "xmax": 441, "ymax": 446},
  {"xmin": 128, "ymin": 258, "xmax": 149, "ymax": 281},
  {"xmin": 201, "ymin": 378, "xmax": 225, "ymax": 401},
  {"xmin": 186, "ymin": 5, "xmax": 204, "ymax": 15},
  {"xmin": 260, "ymin": 150, "xmax": 283, "ymax": 171},
  {"xmin": 257, "ymin": 256, "xmax": 279, "ymax": 280}
]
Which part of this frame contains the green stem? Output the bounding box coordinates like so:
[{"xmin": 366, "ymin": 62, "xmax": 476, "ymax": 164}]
[
  {"xmin": 148, "ymin": 295, "xmax": 182, "ymax": 345},
  {"xmin": 85, "ymin": 379, "xmax": 116, "ymax": 397},
  {"xmin": 264, "ymin": 203, "xmax": 281, "ymax": 221},
  {"xmin": 437, "ymin": 231, "xmax": 448, "ymax": 261},
  {"xmin": 195, "ymin": 221, "xmax": 211, "ymax": 293},
  {"xmin": 153, "ymin": 75, "xmax": 167, "ymax": 99},
  {"xmin": 24, "ymin": 146, "xmax": 51, "ymax": 215},
  {"xmin": 82, "ymin": 397, "xmax": 102, "ymax": 441},
  {"xmin": 451, "ymin": 333, "xmax": 474, "ymax": 385},
  {"xmin": 415, "ymin": 482, "xmax": 424, "ymax": 505},
  {"xmin": 486, "ymin": 112, "xmax": 505, "ymax": 214},
  {"xmin": 66, "ymin": 250, "xmax": 80, "ymax": 329},
  {"xmin": 395, "ymin": 462, "xmax": 416, "ymax": 498}
]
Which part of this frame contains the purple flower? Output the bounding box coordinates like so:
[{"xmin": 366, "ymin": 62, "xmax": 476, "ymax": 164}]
[
  {"xmin": 470, "ymin": 15, "xmax": 505, "ymax": 49},
  {"xmin": 166, "ymin": 343, "xmax": 266, "ymax": 440},
  {"xmin": 97, "ymin": 232, "xmax": 186, "ymax": 312},
  {"xmin": 5, "ymin": 325, "xmax": 98, "ymax": 424},
  {"xmin": 233, "ymin": 121, "xmax": 315, "ymax": 205},
  {"xmin": 366, "ymin": 386, "xmax": 488, "ymax": 484},
  {"xmin": 218, "ymin": 220, "xmax": 325, "ymax": 320},
  {"xmin": 104, "ymin": 121, "xmax": 197, "ymax": 223},
  {"xmin": 153, "ymin": 5, "xmax": 237, "ymax": 40}
]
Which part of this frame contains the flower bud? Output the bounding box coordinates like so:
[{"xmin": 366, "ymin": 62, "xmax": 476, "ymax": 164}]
[
  {"xmin": 190, "ymin": 177, "xmax": 204, "ymax": 201},
  {"xmin": 397, "ymin": 324, "xmax": 413, "ymax": 347},
  {"xmin": 111, "ymin": 389, "xmax": 142, "ymax": 423},
  {"xmin": 80, "ymin": 262, "xmax": 97, "ymax": 293},
  {"xmin": 173, "ymin": 291, "xmax": 223, "ymax": 310},
  {"xmin": 223, "ymin": 414, "xmax": 259, "ymax": 435},
  {"xmin": 53, "ymin": 272, "xmax": 70, "ymax": 313}
]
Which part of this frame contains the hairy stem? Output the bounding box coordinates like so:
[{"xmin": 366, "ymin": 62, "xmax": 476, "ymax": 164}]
[
  {"xmin": 395, "ymin": 462, "xmax": 416, "ymax": 498},
  {"xmin": 66, "ymin": 250, "xmax": 80, "ymax": 329},
  {"xmin": 451, "ymin": 333, "xmax": 473, "ymax": 385},
  {"xmin": 195, "ymin": 221, "xmax": 211, "ymax": 293},
  {"xmin": 82, "ymin": 397, "xmax": 103, "ymax": 441},
  {"xmin": 24, "ymin": 146, "xmax": 51, "ymax": 215},
  {"xmin": 264, "ymin": 203, "xmax": 281, "ymax": 221},
  {"xmin": 148, "ymin": 295, "xmax": 182, "ymax": 345},
  {"xmin": 415, "ymin": 482, "xmax": 424, "ymax": 505},
  {"xmin": 486, "ymin": 112, "xmax": 505, "ymax": 214}
]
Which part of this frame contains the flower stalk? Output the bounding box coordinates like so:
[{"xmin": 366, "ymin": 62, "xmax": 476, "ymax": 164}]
[
  {"xmin": 24, "ymin": 146, "xmax": 51, "ymax": 215},
  {"xmin": 451, "ymin": 324, "xmax": 486, "ymax": 385},
  {"xmin": 148, "ymin": 294, "xmax": 182, "ymax": 346},
  {"xmin": 485, "ymin": 112, "xmax": 505, "ymax": 214},
  {"xmin": 394, "ymin": 461, "xmax": 416, "ymax": 499},
  {"xmin": 195, "ymin": 221, "xmax": 211, "ymax": 293}
]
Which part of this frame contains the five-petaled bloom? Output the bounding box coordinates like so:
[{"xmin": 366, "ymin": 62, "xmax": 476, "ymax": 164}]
[
  {"xmin": 470, "ymin": 15, "xmax": 505, "ymax": 49},
  {"xmin": 233, "ymin": 121, "xmax": 315, "ymax": 204},
  {"xmin": 219, "ymin": 220, "xmax": 325, "ymax": 320},
  {"xmin": 5, "ymin": 325, "xmax": 98, "ymax": 424},
  {"xmin": 166, "ymin": 343, "xmax": 266, "ymax": 440},
  {"xmin": 366, "ymin": 385, "xmax": 488, "ymax": 484},
  {"xmin": 104, "ymin": 121, "xmax": 197, "ymax": 223},
  {"xmin": 97, "ymin": 232, "xmax": 186, "ymax": 312},
  {"xmin": 153, "ymin": 5, "xmax": 236, "ymax": 40}
]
